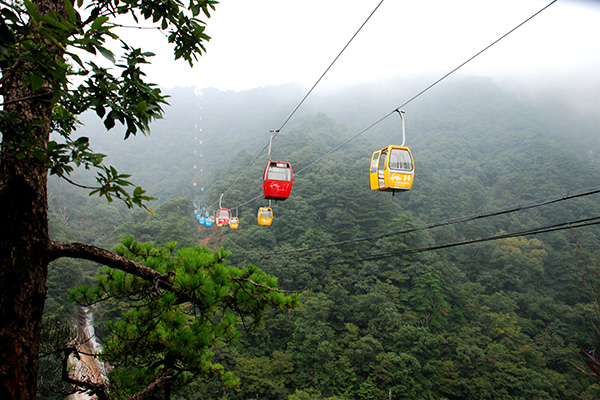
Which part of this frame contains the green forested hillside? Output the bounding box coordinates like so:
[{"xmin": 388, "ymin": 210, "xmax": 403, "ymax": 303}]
[{"xmin": 44, "ymin": 76, "xmax": 600, "ymax": 399}]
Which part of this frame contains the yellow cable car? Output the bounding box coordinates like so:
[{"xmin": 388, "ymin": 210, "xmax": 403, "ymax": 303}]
[
  {"xmin": 257, "ymin": 207, "xmax": 273, "ymax": 226},
  {"xmin": 370, "ymin": 109, "xmax": 414, "ymax": 193},
  {"xmin": 229, "ymin": 217, "xmax": 239, "ymax": 229},
  {"xmin": 370, "ymin": 145, "xmax": 414, "ymax": 192}
]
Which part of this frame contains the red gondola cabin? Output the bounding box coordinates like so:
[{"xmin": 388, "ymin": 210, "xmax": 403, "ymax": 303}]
[
  {"xmin": 262, "ymin": 160, "xmax": 293, "ymax": 200},
  {"xmin": 216, "ymin": 208, "xmax": 230, "ymax": 225}
]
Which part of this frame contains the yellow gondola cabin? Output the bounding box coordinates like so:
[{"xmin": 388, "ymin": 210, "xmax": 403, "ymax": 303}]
[
  {"xmin": 257, "ymin": 207, "xmax": 273, "ymax": 226},
  {"xmin": 370, "ymin": 145, "xmax": 414, "ymax": 192},
  {"xmin": 370, "ymin": 110, "xmax": 414, "ymax": 193}
]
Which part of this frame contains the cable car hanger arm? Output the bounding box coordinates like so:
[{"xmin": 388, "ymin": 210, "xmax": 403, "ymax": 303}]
[{"xmin": 395, "ymin": 109, "xmax": 406, "ymax": 147}]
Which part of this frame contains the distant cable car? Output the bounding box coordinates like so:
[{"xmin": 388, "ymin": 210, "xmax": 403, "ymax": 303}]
[
  {"xmin": 199, "ymin": 214, "xmax": 205, "ymax": 224},
  {"xmin": 217, "ymin": 208, "xmax": 230, "ymax": 225},
  {"xmin": 216, "ymin": 194, "xmax": 231, "ymax": 225},
  {"xmin": 370, "ymin": 110, "xmax": 414, "ymax": 193},
  {"xmin": 229, "ymin": 208, "xmax": 239, "ymax": 229},
  {"xmin": 205, "ymin": 213, "xmax": 213, "ymax": 227},
  {"xmin": 262, "ymin": 130, "xmax": 293, "ymax": 200},
  {"xmin": 257, "ymin": 206, "xmax": 273, "ymax": 226}
]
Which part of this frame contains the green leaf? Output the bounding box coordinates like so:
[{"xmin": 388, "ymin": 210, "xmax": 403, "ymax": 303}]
[
  {"xmin": 65, "ymin": 0, "xmax": 77, "ymax": 24},
  {"xmin": 91, "ymin": 16, "xmax": 109, "ymax": 30},
  {"xmin": 38, "ymin": 14, "xmax": 70, "ymax": 31},
  {"xmin": 95, "ymin": 105, "xmax": 106, "ymax": 118},
  {"xmin": 23, "ymin": 0, "xmax": 39, "ymax": 19},
  {"xmin": 133, "ymin": 186, "xmax": 144, "ymax": 196},
  {"xmin": 136, "ymin": 101, "xmax": 147, "ymax": 113},
  {"xmin": 97, "ymin": 46, "xmax": 115, "ymax": 63},
  {"xmin": 30, "ymin": 73, "xmax": 44, "ymax": 91},
  {"xmin": 104, "ymin": 116, "xmax": 115, "ymax": 130}
]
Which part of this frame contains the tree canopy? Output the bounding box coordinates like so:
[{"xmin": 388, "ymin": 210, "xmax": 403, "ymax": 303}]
[{"xmin": 0, "ymin": 1, "xmax": 297, "ymax": 399}]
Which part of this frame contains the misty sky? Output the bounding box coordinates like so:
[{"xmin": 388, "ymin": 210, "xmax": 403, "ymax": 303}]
[{"xmin": 118, "ymin": 0, "xmax": 600, "ymax": 93}]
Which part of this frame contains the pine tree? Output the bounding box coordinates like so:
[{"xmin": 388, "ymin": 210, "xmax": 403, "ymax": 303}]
[{"xmin": 0, "ymin": 0, "xmax": 288, "ymax": 399}]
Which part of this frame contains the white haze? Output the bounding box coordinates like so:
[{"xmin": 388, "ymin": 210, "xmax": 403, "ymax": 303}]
[{"xmin": 115, "ymin": 0, "xmax": 600, "ymax": 94}]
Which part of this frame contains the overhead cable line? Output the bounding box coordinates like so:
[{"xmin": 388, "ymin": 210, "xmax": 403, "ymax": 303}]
[
  {"xmin": 351, "ymin": 216, "xmax": 600, "ymax": 263},
  {"xmin": 217, "ymin": 141, "xmax": 270, "ymax": 203},
  {"xmin": 273, "ymin": 0, "xmax": 386, "ymax": 136},
  {"xmin": 207, "ymin": 0, "xmax": 558, "ymax": 213},
  {"xmin": 294, "ymin": 111, "xmax": 394, "ymax": 175},
  {"xmin": 239, "ymin": 214, "xmax": 600, "ymax": 265},
  {"xmin": 266, "ymin": 186, "xmax": 600, "ymax": 256},
  {"xmin": 393, "ymin": 0, "xmax": 558, "ymax": 110},
  {"xmin": 212, "ymin": 1, "xmax": 386, "ymax": 208},
  {"xmin": 295, "ymin": 0, "xmax": 558, "ymax": 176}
]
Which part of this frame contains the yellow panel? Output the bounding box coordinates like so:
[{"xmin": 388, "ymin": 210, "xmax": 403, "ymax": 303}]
[
  {"xmin": 369, "ymin": 150, "xmax": 381, "ymax": 190},
  {"xmin": 388, "ymin": 172, "xmax": 413, "ymax": 190},
  {"xmin": 257, "ymin": 207, "xmax": 273, "ymax": 226},
  {"xmin": 375, "ymin": 145, "xmax": 415, "ymax": 192}
]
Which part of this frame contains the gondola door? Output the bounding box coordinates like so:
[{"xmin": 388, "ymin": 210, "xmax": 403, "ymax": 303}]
[{"xmin": 370, "ymin": 150, "xmax": 381, "ymax": 190}]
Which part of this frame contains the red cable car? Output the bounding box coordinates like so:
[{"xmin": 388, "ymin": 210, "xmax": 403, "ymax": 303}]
[
  {"xmin": 217, "ymin": 208, "xmax": 230, "ymax": 225},
  {"xmin": 262, "ymin": 160, "xmax": 293, "ymax": 200}
]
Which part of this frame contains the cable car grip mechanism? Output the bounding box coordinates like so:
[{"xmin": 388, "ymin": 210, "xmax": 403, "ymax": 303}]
[
  {"xmin": 394, "ymin": 109, "xmax": 406, "ymax": 147},
  {"xmin": 267, "ymin": 129, "xmax": 279, "ymax": 160}
]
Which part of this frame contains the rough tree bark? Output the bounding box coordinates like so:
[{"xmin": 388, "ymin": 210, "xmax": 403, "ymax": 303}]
[
  {"xmin": 0, "ymin": 43, "xmax": 53, "ymax": 400},
  {"xmin": 0, "ymin": 0, "xmax": 230, "ymax": 398},
  {"xmin": 0, "ymin": 0, "xmax": 66, "ymax": 398}
]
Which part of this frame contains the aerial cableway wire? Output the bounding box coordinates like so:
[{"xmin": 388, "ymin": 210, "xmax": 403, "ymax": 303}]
[
  {"xmin": 269, "ymin": 186, "xmax": 600, "ymax": 255},
  {"xmin": 349, "ymin": 216, "xmax": 600, "ymax": 263},
  {"xmin": 208, "ymin": 141, "xmax": 270, "ymax": 209},
  {"xmin": 273, "ymin": 0, "xmax": 386, "ymax": 136},
  {"xmin": 250, "ymin": 216, "xmax": 600, "ymax": 264},
  {"xmin": 220, "ymin": 195, "xmax": 600, "ymax": 270},
  {"xmin": 393, "ymin": 0, "xmax": 558, "ymax": 111},
  {"xmin": 211, "ymin": 0, "xmax": 386, "ymax": 208},
  {"xmin": 295, "ymin": 0, "xmax": 558, "ymax": 175},
  {"xmin": 222, "ymin": 0, "xmax": 558, "ymax": 210}
]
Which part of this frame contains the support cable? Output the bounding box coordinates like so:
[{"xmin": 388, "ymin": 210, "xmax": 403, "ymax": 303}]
[
  {"xmin": 274, "ymin": 0, "xmax": 386, "ymax": 136},
  {"xmin": 295, "ymin": 0, "xmax": 558, "ymax": 175},
  {"xmin": 352, "ymin": 216, "xmax": 600, "ymax": 263},
  {"xmin": 209, "ymin": 1, "xmax": 386, "ymax": 206},
  {"xmin": 207, "ymin": 0, "xmax": 558, "ymax": 214},
  {"xmin": 265, "ymin": 186, "xmax": 600, "ymax": 256}
]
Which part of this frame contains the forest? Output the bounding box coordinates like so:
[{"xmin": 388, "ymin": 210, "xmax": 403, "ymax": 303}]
[{"xmin": 40, "ymin": 76, "xmax": 600, "ymax": 399}]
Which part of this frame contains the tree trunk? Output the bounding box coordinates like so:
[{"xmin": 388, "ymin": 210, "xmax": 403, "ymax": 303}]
[
  {"xmin": 0, "ymin": 0, "xmax": 60, "ymax": 397},
  {"xmin": 0, "ymin": 85, "xmax": 52, "ymax": 399}
]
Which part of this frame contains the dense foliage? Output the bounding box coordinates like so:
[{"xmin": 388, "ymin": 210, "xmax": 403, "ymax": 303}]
[
  {"xmin": 44, "ymin": 78, "xmax": 600, "ymax": 399},
  {"xmin": 0, "ymin": 0, "xmax": 295, "ymax": 399}
]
